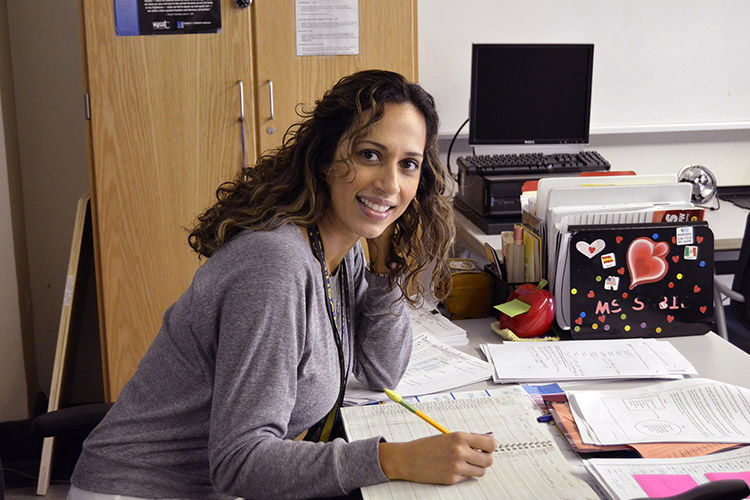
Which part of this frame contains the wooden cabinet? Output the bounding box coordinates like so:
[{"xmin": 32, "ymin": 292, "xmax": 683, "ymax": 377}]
[
  {"xmin": 80, "ymin": 0, "xmax": 417, "ymax": 400},
  {"xmin": 252, "ymin": 0, "xmax": 418, "ymax": 154}
]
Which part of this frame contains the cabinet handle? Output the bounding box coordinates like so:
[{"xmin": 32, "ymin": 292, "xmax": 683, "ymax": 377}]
[
  {"xmin": 237, "ymin": 80, "xmax": 248, "ymax": 168},
  {"xmin": 237, "ymin": 80, "xmax": 245, "ymax": 122},
  {"xmin": 267, "ymin": 80, "xmax": 275, "ymax": 120}
]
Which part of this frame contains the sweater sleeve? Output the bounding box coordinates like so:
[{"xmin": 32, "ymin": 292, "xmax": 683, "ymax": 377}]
[
  {"xmin": 202, "ymin": 231, "xmax": 390, "ymax": 499},
  {"xmin": 349, "ymin": 244, "xmax": 413, "ymax": 391}
]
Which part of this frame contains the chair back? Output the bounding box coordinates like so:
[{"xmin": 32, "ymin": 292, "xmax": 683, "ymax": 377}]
[{"xmin": 730, "ymin": 213, "xmax": 750, "ymax": 326}]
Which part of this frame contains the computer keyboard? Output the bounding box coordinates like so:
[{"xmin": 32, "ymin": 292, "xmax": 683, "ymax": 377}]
[{"xmin": 457, "ymin": 150, "xmax": 610, "ymax": 175}]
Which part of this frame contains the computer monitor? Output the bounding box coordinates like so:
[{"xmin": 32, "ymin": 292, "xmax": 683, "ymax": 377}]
[{"xmin": 469, "ymin": 44, "xmax": 594, "ymax": 145}]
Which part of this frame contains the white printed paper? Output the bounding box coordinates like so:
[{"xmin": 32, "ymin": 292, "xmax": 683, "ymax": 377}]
[
  {"xmin": 584, "ymin": 446, "xmax": 750, "ymax": 500},
  {"xmin": 569, "ymin": 378, "xmax": 750, "ymax": 445},
  {"xmin": 484, "ymin": 338, "xmax": 694, "ymax": 383},
  {"xmin": 295, "ymin": 0, "xmax": 359, "ymax": 56},
  {"xmin": 344, "ymin": 333, "xmax": 492, "ymax": 405}
]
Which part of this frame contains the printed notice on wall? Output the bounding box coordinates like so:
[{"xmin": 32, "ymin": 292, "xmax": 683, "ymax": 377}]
[
  {"xmin": 114, "ymin": 0, "xmax": 221, "ymax": 36},
  {"xmin": 295, "ymin": 0, "xmax": 359, "ymax": 56}
]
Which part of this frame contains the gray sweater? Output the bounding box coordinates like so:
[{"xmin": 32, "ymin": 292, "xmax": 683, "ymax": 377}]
[{"xmin": 70, "ymin": 224, "xmax": 412, "ymax": 499}]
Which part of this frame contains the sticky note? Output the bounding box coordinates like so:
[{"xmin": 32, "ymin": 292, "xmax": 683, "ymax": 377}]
[
  {"xmin": 494, "ymin": 298, "xmax": 531, "ymax": 317},
  {"xmin": 633, "ymin": 474, "xmax": 698, "ymax": 497},
  {"xmin": 705, "ymin": 471, "xmax": 750, "ymax": 485}
]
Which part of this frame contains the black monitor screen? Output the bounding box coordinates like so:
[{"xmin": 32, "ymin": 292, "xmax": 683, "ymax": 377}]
[{"xmin": 469, "ymin": 44, "xmax": 594, "ymax": 145}]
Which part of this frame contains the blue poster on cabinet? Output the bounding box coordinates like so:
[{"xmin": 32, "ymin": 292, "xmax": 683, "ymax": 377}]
[{"xmin": 114, "ymin": 0, "xmax": 221, "ymax": 36}]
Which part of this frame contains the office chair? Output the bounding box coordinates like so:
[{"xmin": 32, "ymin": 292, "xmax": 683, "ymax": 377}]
[
  {"xmin": 31, "ymin": 402, "xmax": 112, "ymax": 439},
  {"xmin": 30, "ymin": 402, "xmax": 113, "ymax": 489},
  {"xmin": 713, "ymin": 212, "xmax": 750, "ymax": 353}
]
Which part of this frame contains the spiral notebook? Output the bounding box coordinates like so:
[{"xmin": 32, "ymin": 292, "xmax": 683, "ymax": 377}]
[{"xmin": 342, "ymin": 387, "xmax": 599, "ymax": 499}]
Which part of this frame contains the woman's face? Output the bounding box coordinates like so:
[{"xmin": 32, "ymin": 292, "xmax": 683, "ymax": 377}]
[{"xmin": 323, "ymin": 102, "xmax": 426, "ymax": 246}]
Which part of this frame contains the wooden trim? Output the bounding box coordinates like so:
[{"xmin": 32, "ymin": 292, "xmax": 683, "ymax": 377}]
[{"xmin": 36, "ymin": 194, "xmax": 90, "ymax": 495}]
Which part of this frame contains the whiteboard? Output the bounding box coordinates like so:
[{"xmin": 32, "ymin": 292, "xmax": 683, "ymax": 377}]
[{"xmin": 417, "ymin": 0, "xmax": 750, "ymax": 136}]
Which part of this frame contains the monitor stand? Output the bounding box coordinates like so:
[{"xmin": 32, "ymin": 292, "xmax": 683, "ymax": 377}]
[{"xmin": 454, "ymin": 197, "xmax": 519, "ymax": 235}]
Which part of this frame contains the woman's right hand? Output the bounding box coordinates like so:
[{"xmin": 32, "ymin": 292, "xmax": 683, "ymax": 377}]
[{"xmin": 378, "ymin": 432, "xmax": 496, "ymax": 485}]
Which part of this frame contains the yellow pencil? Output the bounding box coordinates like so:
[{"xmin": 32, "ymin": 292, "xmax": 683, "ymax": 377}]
[{"xmin": 384, "ymin": 388, "xmax": 450, "ymax": 434}]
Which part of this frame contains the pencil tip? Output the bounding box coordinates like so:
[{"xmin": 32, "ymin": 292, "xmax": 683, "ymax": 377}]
[{"xmin": 384, "ymin": 388, "xmax": 400, "ymax": 402}]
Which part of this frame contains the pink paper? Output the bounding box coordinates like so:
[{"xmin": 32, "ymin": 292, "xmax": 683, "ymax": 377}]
[
  {"xmin": 705, "ymin": 472, "xmax": 750, "ymax": 495},
  {"xmin": 634, "ymin": 474, "xmax": 698, "ymax": 498}
]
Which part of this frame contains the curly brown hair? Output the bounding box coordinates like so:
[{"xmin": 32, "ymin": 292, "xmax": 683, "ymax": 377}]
[{"xmin": 188, "ymin": 70, "xmax": 455, "ymax": 306}]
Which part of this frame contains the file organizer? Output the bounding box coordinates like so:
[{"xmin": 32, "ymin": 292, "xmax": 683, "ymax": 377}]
[{"xmin": 566, "ymin": 222, "xmax": 714, "ymax": 339}]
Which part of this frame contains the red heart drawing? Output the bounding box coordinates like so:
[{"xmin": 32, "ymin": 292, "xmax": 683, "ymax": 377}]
[
  {"xmin": 667, "ymin": 315, "xmax": 675, "ymax": 323},
  {"xmin": 617, "ymin": 267, "xmax": 625, "ymax": 275},
  {"xmin": 587, "ymin": 290, "xmax": 595, "ymax": 298},
  {"xmin": 672, "ymin": 255, "xmax": 679, "ymax": 263},
  {"xmin": 598, "ymin": 315, "xmax": 606, "ymax": 322},
  {"xmin": 694, "ymin": 285, "xmax": 701, "ymax": 293},
  {"xmin": 627, "ymin": 237, "xmax": 670, "ymax": 289},
  {"xmin": 700, "ymin": 306, "xmax": 707, "ymax": 314},
  {"xmin": 616, "ymin": 236, "xmax": 623, "ymax": 244},
  {"xmin": 575, "ymin": 317, "xmax": 583, "ymax": 325},
  {"xmin": 697, "ymin": 236, "xmax": 703, "ymax": 243}
]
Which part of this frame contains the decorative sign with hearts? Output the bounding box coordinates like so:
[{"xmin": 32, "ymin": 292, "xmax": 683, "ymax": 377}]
[{"xmin": 567, "ymin": 223, "xmax": 714, "ymax": 339}]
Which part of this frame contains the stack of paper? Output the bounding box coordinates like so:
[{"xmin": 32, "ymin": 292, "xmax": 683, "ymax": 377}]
[
  {"xmin": 481, "ymin": 338, "xmax": 697, "ymax": 383},
  {"xmin": 409, "ymin": 305, "xmax": 468, "ymax": 345},
  {"xmin": 584, "ymin": 445, "xmax": 750, "ymax": 500},
  {"xmin": 568, "ymin": 378, "xmax": 750, "ymax": 446},
  {"xmin": 344, "ymin": 332, "xmax": 492, "ymax": 405}
]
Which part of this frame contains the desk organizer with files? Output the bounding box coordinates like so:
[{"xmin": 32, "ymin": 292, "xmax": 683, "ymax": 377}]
[{"xmin": 524, "ymin": 173, "xmax": 715, "ymax": 339}]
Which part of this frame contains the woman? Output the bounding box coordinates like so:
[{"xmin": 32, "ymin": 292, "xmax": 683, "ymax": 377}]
[{"xmin": 69, "ymin": 70, "xmax": 495, "ymax": 499}]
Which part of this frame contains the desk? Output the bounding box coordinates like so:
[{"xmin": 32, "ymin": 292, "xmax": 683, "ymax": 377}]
[
  {"xmin": 352, "ymin": 320, "xmax": 750, "ymax": 499},
  {"xmin": 452, "ymin": 317, "xmax": 750, "ymax": 390}
]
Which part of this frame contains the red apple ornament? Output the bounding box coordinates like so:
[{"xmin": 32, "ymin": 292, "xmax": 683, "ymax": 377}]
[{"xmin": 497, "ymin": 280, "xmax": 555, "ymax": 338}]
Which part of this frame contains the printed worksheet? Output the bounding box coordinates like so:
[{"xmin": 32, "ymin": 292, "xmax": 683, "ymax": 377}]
[
  {"xmin": 344, "ymin": 333, "xmax": 492, "ymax": 405},
  {"xmin": 484, "ymin": 338, "xmax": 694, "ymax": 383},
  {"xmin": 569, "ymin": 378, "xmax": 750, "ymax": 445}
]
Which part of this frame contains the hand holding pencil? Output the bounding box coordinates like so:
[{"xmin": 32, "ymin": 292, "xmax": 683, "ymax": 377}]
[{"xmin": 379, "ymin": 388, "xmax": 496, "ymax": 485}]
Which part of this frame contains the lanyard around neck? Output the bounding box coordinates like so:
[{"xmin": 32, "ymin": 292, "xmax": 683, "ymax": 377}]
[{"xmin": 306, "ymin": 225, "xmax": 351, "ymax": 442}]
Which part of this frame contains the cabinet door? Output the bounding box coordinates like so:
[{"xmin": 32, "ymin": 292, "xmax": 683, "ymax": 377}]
[
  {"xmin": 252, "ymin": 0, "xmax": 417, "ymax": 155},
  {"xmin": 81, "ymin": 0, "xmax": 255, "ymax": 400}
]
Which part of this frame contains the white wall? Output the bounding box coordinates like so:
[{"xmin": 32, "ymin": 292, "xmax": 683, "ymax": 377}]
[
  {"xmin": 420, "ymin": 0, "xmax": 750, "ymax": 186},
  {"xmin": 6, "ymin": 0, "xmax": 88, "ymax": 403},
  {"xmin": 0, "ymin": 81, "xmax": 28, "ymax": 422}
]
